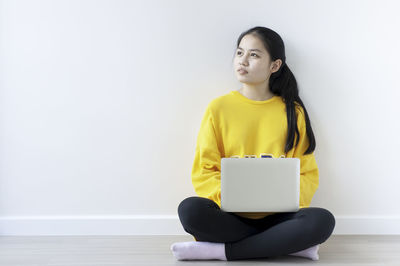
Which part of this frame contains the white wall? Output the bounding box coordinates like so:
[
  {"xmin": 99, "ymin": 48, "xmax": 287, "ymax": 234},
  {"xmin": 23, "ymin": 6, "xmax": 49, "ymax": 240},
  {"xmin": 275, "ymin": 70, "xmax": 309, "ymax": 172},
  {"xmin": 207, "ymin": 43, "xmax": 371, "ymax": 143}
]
[{"xmin": 1, "ymin": 0, "xmax": 399, "ymax": 235}]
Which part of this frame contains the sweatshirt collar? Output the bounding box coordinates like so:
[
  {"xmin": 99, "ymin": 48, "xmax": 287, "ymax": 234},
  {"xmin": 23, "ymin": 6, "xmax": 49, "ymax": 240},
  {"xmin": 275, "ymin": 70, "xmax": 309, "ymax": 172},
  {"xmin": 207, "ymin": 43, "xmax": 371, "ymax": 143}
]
[{"xmin": 231, "ymin": 90, "xmax": 280, "ymax": 105}]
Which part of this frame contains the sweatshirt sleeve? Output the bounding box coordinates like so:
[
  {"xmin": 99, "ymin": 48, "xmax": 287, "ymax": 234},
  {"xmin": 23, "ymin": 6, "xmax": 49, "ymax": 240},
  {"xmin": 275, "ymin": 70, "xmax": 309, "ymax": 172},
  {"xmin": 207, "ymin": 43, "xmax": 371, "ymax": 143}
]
[
  {"xmin": 293, "ymin": 107, "xmax": 319, "ymax": 208},
  {"xmin": 191, "ymin": 104, "xmax": 222, "ymax": 208}
]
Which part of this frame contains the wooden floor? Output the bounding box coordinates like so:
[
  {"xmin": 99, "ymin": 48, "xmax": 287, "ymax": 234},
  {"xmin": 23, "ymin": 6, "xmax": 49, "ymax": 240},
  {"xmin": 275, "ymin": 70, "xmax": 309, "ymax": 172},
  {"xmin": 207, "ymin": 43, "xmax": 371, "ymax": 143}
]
[{"xmin": 0, "ymin": 235, "xmax": 399, "ymax": 265}]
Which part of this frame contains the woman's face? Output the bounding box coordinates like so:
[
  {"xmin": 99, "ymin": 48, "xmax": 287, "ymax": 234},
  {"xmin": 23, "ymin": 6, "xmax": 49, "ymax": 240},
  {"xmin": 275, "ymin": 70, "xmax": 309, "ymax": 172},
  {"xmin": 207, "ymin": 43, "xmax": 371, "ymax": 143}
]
[{"xmin": 233, "ymin": 34, "xmax": 280, "ymax": 84}]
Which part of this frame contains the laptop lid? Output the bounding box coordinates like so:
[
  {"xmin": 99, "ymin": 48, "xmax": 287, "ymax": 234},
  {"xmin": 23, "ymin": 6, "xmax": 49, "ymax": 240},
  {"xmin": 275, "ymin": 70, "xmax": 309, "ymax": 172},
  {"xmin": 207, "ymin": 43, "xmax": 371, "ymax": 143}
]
[{"xmin": 220, "ymin": 158, "xmax": 300, "ymax": 212}]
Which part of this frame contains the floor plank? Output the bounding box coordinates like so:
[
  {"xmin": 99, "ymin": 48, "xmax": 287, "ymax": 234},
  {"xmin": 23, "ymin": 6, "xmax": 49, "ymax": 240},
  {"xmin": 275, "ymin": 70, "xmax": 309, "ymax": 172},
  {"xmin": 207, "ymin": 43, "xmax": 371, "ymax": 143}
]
[{"xmin": 0, "ymin": 235, "xmax": 399, "ymax": 265}]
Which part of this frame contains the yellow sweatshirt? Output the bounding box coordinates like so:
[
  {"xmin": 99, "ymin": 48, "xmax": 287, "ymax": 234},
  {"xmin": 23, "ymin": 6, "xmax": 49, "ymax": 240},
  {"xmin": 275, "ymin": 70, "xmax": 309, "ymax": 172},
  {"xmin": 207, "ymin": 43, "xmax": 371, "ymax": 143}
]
[{"xmin": 191, "ymin": 90, "xmax": 319, "ymax": 220}]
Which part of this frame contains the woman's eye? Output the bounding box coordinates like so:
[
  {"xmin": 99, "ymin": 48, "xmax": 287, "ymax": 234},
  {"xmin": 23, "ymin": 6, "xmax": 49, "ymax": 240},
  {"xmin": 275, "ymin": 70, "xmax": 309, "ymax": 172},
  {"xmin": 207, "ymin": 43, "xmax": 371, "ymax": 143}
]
[{"xmin": 236, "ymin": 51, "xmax": 258, "ymax": 57}]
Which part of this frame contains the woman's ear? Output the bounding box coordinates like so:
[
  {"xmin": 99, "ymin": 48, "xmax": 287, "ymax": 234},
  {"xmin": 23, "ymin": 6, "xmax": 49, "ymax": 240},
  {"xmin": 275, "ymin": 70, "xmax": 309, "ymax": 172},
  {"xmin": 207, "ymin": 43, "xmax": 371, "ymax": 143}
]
[{"xmin": 270, "ymin": 59, "xmax": 283, "ymax": 73}]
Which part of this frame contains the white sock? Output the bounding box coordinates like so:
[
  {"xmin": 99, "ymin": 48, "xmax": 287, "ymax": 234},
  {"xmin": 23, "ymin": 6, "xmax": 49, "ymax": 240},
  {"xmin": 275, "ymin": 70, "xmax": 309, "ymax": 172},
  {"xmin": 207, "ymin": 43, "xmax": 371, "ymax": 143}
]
[
  {"xmin": 170, "ymin": 241, "xmax": 319, "ymax": 261},
  {"xmin": 170, "ymin": 241, "xmax": 227, "ymax": 261},
  {"xmin": 288, "ymin": 244, "xmax": 319, "ymax": 260}
]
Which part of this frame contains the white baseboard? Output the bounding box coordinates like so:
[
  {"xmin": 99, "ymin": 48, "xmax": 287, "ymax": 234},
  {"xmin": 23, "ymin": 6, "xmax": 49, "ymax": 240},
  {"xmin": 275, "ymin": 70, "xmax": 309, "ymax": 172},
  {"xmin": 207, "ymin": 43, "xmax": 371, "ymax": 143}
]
[{"xmin": 0, "ymin": 215, "xmax": 399, "ymax": 235}]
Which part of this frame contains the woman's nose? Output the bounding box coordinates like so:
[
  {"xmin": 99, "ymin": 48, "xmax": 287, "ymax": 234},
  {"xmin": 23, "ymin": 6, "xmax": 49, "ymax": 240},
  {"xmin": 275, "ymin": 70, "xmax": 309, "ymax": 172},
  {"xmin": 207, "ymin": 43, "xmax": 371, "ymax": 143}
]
[{"xmin": 239, "ymin": 55, "xmax": 249, "ymax": 66}]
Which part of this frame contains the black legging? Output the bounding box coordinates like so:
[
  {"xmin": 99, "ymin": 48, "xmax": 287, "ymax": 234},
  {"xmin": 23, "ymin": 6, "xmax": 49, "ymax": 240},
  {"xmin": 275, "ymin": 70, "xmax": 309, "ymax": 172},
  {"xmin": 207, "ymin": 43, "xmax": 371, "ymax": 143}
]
[{"xmin": 177, "ymin": 196, "xmax": 336, "ymax": 261}]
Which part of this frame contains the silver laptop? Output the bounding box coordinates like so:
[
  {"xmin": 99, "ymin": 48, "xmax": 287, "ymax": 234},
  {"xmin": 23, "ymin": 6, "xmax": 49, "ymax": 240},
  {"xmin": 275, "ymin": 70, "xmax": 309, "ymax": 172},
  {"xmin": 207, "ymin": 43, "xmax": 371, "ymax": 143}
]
[{"xmin": 220, "ymin": 158, "xmax": 300, "ymax": 212}]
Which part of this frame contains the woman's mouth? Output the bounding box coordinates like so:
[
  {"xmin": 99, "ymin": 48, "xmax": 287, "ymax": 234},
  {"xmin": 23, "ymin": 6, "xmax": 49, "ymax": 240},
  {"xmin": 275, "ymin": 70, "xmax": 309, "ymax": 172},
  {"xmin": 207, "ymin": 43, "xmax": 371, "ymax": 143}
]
[{"xmin": 238, "ymin": 69, "xmax": 248, "ymax": 75}]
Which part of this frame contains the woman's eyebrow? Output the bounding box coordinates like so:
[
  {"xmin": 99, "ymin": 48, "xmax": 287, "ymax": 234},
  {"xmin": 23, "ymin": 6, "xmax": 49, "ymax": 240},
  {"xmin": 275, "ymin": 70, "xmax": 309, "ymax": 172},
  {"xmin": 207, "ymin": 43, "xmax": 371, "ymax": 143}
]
[{"xmin": 237, "ymin": 47, "xmax": 263, "ymax": 53}]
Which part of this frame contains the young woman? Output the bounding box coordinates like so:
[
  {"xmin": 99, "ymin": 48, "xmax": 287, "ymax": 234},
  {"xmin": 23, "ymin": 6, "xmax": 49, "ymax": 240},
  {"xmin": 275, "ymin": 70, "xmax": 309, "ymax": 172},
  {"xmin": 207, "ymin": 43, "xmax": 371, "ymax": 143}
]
[{"xmin": 170, "ymin": 26, "xmax": 335, "ymax": 261}]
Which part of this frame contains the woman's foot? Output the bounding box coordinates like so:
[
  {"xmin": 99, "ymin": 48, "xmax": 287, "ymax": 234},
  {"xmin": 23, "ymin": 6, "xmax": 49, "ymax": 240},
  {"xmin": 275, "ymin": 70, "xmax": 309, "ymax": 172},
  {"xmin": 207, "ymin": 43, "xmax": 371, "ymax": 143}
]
[
  {"xmin": 170, "ymin": 241, "xmax": 227, "ymax": 261},
  {"xmin": 288, "ymin": 244, "xmax": 319, "ymax": 260}
]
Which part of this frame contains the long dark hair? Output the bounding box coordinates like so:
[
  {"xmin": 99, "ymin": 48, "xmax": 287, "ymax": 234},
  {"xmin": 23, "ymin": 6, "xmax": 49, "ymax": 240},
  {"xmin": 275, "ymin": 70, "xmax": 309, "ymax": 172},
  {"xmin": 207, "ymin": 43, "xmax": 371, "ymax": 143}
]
[{"xmin": 234, "ymin": 26, "xmax": 316, "ymax": 155}]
